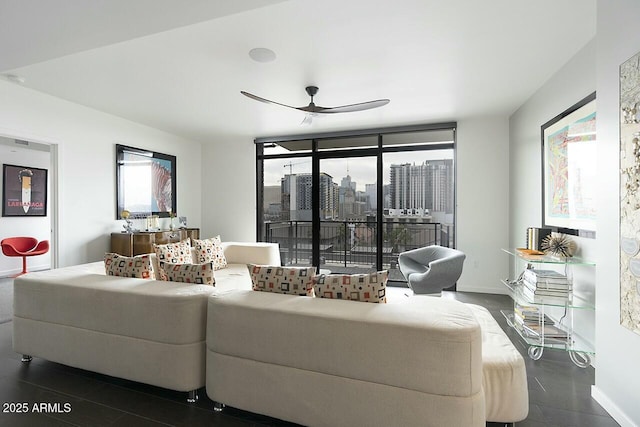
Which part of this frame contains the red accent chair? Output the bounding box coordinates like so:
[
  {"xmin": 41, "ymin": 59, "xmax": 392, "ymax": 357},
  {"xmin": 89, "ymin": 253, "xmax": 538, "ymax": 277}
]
[{"xmin": 1, "ymin": 237, "xmax": 49, "ymax": 277}]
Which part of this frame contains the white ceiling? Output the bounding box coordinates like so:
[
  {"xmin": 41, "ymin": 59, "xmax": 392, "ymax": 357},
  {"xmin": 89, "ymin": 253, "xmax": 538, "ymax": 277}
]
[{"xmin": 0, "ymin": 0, "xmax": 596, "ymax": 143}]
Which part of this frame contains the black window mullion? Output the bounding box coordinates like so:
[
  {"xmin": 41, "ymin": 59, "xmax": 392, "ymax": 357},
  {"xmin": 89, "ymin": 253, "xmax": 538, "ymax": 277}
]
[
  {"xmin": 256, "ymin": 143, "xmax": 264, "ymax": 242},
  {"xmin": 314, "ymin": 147, "xmax": 379, "ymax": 159},
  {"xmin": 376, "ymin": 135, "xmax": 384, "ymax": 271},
  {"xmin": 311, "ymin": 140, "xmax": 320, "ymax": 271},
  {"xmin": 382, "ymin": 142, "xmax": 454, "ymax": 154},
  {"xmin": 259, "ymin": 151, "xmax": 312, "ymax": 161}
]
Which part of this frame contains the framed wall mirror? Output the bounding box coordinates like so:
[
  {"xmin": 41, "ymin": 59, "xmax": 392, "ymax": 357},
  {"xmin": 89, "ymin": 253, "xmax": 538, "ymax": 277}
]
[{"xmin": 115, "ymin": 144, "xmax": 176, "ymax": 219}]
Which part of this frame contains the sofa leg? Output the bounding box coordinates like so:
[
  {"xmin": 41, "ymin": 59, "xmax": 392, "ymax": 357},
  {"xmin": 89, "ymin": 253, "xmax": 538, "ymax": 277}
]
[
  {"xmin": 21, "ymin": 354, "xmax": 32, "ymax": 363},
  {"xmin": 213, "ymin": 402, "xmax": 226, "ymax": 412},
  {"xmin": 187, "ymin": 390, "xmax": 198, "ymax": 403}
]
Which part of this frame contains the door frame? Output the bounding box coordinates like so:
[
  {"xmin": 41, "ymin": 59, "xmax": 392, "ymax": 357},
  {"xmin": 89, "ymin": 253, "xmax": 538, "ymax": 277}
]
[
  {"xmin": 0, "ymin": 129, "xmax": 60, "ymax": 270},
  {"xmin": 313, "ymin": 147, "xmax": 380, "ymax": 270}
]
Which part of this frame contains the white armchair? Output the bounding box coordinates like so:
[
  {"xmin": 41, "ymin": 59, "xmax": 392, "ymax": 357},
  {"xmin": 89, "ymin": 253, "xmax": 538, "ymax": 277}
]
[{"xmin": 398, "ymin": 245, "xmax": 466, "ymax": 295}]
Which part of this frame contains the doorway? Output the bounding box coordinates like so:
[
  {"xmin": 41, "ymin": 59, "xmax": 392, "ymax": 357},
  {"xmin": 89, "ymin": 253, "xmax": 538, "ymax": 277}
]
[{"xmin": 0, "ymin": 135, "xmax": 58, "ymax": 276}]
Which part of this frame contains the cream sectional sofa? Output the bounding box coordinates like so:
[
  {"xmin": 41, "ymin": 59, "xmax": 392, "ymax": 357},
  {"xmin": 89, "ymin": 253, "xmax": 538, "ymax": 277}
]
[
  {"xmin": 206, "ymin": 289, "xmax": 529, "ymax": 427},
  {"xmin": 13, "ymin": 241, "xmax": 280, "ymax": 402},
  {"xmin": 14, "ymin": 241, "xmax": 528, "ymax": 424}
]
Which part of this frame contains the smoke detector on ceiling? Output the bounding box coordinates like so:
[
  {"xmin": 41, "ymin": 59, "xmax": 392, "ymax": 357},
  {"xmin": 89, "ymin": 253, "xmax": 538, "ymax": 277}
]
[{"xmin": 249, "ymin": 48, "xmax": 276, "ymax": 63}]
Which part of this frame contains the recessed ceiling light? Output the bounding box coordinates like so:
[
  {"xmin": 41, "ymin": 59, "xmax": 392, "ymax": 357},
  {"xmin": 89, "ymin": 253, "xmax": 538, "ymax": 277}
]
[
  {"xmin": 4, "ymin": 74, "xmax": 26, "ymax": 84},
  {"xmin": 249, "ymin": 48, "xmax": 276, "ymax": 63}
]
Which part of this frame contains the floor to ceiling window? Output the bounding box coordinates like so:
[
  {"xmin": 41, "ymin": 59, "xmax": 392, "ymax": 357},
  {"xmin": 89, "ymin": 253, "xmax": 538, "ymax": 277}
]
[{"xmin": 256, "ymin": 123, "xmax": 456, "ymax": 284}]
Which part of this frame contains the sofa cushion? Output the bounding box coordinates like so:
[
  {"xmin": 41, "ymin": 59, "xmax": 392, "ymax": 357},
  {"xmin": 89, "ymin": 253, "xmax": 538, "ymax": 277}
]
[
  {"xmin": 248, "ymin": 264, "xmax": 315, "ymax": 296},
  {"xmin": 313, "ymin": 271, "xmax": 388, "ymax": 303},
  {"xmin": 14, "ymin": 262, "xmax": 216, "ymax": 345},
  {"xmin": 221, "ymin": 242, "xmax": 280, "ymax": 265},
  {"xmin": 104, "ymin": 253, "xmax": 155, "ymax": 279},
  {"xmin": 193, "ymin": 236, "xmax": 227, "ymax": 270},
  {"xmin": 159, "ymin": 261, "xmax": 216, "ymax": 285},
  {"xmin": 153, "ymin": 240, "xmax": 192, "ymax": 280},
  {"xmin": 207, "ymin": 290, "xmax": 483, "ymax": 397}
]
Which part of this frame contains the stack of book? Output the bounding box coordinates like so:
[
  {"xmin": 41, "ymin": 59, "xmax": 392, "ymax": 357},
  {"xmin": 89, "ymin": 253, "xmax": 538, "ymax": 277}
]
[
  {"xmin": 513, "ymin": 302, "xmax": 549, "ymax": 327},
  {"xmin": 512, "ymin": 302, "xmax": 568, "ymax": 343},
  {"xmin": 520, "ymin": 268, "xmax": 572, "ymax": 302}
]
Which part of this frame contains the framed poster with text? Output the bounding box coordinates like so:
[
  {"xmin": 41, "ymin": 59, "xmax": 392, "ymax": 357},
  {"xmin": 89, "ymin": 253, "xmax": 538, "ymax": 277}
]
[{"xmin": 2, "ymin": 164, "xmax": 48, "ymax": 217}]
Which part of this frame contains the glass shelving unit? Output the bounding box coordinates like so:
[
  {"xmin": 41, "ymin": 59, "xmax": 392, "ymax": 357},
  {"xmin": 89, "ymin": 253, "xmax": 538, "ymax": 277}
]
[{"xmin": 500, "ymin": 248, "xmax": 595, "ymax": 368}]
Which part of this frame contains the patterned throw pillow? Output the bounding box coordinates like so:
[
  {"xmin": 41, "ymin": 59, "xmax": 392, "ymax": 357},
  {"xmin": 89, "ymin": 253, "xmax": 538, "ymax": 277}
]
[
  {"xmin": 104, "ymin": 253, "xmax": 155, "ymax": 279},
  {"xmin": 248, "ymin": 264, "xmax": 315, "ymax": 296},
  {"xmin": 193, "ymin": 236, "xmax": 227, "ymax": 270},
  {"xmin": 313, "ymin": 271, "xmax": 388, "ymax": 303},
  {"xmin": 159, "ymin": 261, "xmax": 216, "ymax": 285},
  {"xmin": 153, "ymin": 240, "xmax": 192, "ymax": 280}
]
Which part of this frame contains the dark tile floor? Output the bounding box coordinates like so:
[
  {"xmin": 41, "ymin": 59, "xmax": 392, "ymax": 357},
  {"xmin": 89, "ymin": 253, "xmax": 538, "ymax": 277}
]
[{"xmin": 0, "ymin": 287, "xmax": 619, "ymax": 427}]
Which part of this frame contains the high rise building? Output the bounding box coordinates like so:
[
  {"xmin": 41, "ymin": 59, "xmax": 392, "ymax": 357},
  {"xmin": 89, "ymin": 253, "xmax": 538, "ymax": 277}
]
[
  {"xmin": 365, "ymin": 183, "xmax": 377, "ymax": 211},
  {"xmin": 341, "ymin": 175, "xmax": 356, "ymax": 192},
  {"xmin": 281, "ymin": 173, "xmax": 338, "ymax": 220},
  {"xmin": 389, "ymin": 160, "xmax": 454, "ymax": 214}
]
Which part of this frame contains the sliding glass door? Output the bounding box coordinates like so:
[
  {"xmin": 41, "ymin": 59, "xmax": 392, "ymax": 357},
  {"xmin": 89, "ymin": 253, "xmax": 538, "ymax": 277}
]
[
  {"xmin": 318, "ymin": 155, "xmax": 377, "ymax": 274},
  {"xmin": 257, "ymin": 124, "xmax": 456, "ymax": 285}
]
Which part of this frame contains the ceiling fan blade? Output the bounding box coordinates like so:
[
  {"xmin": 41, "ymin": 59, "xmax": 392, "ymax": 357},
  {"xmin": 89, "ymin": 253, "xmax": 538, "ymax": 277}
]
[
  {"xmin": 242, "ymin": 87, "xmax": 390, "ymax": 117},
  {"xmin": 240, "ymin": 91, "xmax": 299, "ymax": 111},
  {"xmin": 319, "ymin": 99, "xmax": 390, "ymax": 114}
]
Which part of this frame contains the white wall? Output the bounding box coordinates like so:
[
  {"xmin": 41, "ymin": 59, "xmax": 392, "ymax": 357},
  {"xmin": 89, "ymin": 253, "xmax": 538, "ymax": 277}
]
[
  {"xmin": 456, "ymin": 116, "xmax": 511, "ymax": 293},
  {"xmin": 0, "ymin": 80, "xmax": 203, "ymax": 267},
  {"xmin": 593, "ymin": 1, "xmax": 640, "ymax": 425},
  {"xmin": 509, "ymin": 40, "xmax": 597, "ymax": 354},
  {"xmin": 0, "ymin": 137, "xmax": 51, "ymax": 275},
  {"xmin": 201, "ymin": 137, "xmax": 256, "ymax": 242}
]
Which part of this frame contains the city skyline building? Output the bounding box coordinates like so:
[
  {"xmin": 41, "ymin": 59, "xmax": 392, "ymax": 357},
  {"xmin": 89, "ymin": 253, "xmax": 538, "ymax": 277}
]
[
  {"xmin": 389, "ymin": 160, "xmax": 454, "ymax": 214},
  {"xmin": 275, "ymin": 159, "xmax": 453, "ymax": 222},
  {"xmin": 281, "ymin": 173, "xmax": 339, "ymax": 220},
  {"xmin": 365, "ymin": 183, "xmax": 376, "ymax": 212}
]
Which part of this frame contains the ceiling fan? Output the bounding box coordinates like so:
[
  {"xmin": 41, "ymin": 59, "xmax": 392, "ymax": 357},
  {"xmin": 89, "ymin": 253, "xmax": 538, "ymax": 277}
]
[{"xmin": 240, "ymin": 86, "xmax": 390, "ymax": 125}]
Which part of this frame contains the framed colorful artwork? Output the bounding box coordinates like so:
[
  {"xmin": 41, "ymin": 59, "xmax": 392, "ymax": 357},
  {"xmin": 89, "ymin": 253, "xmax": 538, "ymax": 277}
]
[
  {"xmin": 620, "ymin": 50, "xmax": 640, "ymax": 335},
  {"xmin": 115, "ymin": 144, "xmax": 176, "ymax": 219},
  {"xmin": 541, "ymin": 92, "xmax": 596, "ymax": 236}
]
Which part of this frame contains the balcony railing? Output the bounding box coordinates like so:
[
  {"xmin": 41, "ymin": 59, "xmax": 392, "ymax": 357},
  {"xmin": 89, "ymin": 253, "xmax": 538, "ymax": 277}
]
[{"xmin": 263, "ymin": 219, "xmax": 455, "ymax": 281}]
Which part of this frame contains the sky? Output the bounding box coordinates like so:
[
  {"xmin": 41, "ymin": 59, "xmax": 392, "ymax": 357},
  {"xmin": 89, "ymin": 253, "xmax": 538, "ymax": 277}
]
[{"xmin": 263, "ymin": 149, "xmax": 454, "ymax": 191}]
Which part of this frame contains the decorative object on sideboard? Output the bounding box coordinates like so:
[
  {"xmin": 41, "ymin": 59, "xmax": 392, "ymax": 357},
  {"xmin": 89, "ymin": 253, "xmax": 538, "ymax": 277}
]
[
  {"xmin": 541, "ymin": 233, "xmax": 576, "ymax": 258},
  {"xmin": 541, "ymin": 92, "xmax": 596, "ymax": 237},
  {"xmin": 120, "ymin": 210, "xmax": 135, "ymax": 233},
  {"xmin": 169, "ymin": 210, "xmax": 177, "ymax": 230},
  {"xmin": 620, "ymin": 49, "xmax": 640, "ymax": 336},
  {"xmin": 179, "ymin": 216, "xmax": 187, "ymax": 228},
  {"xmin": 145, "ymin": 215, "xmax": 160, "ymax": 231},
  {"xmin": 526, "ymin": 227, "xmax": 552, "ymax": 251}
]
